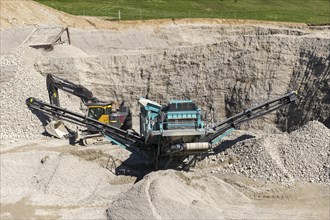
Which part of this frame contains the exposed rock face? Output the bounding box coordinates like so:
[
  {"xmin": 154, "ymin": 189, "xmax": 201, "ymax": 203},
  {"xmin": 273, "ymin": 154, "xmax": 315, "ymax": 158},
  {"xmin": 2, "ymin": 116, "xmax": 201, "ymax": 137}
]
[
  {"xmin": 34, "ymin": 24, "xmax": 330, "ymax": 131},
  {"xmin": 1, "ymin": 23, "xmax": 329, "ymax": 141},
  {"xmin": 278, "ymin": 43, "xmax": 330, "ymax": 131}
]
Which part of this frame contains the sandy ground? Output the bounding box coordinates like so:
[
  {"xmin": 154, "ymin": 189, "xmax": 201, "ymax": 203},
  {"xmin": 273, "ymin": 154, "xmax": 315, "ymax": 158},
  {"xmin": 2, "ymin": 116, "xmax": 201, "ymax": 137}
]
[
  {"xmin": 1, "ymin": 1, "xmax": 329, "ymax": 219},
  {"xmin": 0, "ymin": 138, "xmax": 133, "ymax": 219},
  {"xmin": 1, "ymin": 137, "xmax": 329, "ymax": 219}
]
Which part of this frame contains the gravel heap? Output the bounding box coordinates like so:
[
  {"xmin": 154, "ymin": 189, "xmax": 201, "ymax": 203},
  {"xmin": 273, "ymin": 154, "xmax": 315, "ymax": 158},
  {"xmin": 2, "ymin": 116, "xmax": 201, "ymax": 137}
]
[
  {"xmin": 0, "ymin": 45, "xmax": 82, "ymax": 142},
  {"xmin": 106, "ymin": 169, "xmax": 251, "ymax": 220},
  {"xmin": 0, "ymin": 150, "xmax": 117, "ymax": 206},
  {"xmin": 281, "ymin": 121, "xmax": 330, "ymax": 183},
  {"xmin": 201, "ymin": 121, "xmax": 330, "ymax": 184}
]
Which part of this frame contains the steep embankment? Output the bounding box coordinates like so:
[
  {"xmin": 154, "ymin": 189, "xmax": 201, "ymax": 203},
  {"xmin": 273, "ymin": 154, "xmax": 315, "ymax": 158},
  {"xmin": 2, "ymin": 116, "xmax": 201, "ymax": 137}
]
[
  {"xmin": 34, "ymin": 25, "xmax": 330, "ymax": 131},
  {"xmin": 1, "ymin": 23, "xmax": 329, "ymax": 142}
]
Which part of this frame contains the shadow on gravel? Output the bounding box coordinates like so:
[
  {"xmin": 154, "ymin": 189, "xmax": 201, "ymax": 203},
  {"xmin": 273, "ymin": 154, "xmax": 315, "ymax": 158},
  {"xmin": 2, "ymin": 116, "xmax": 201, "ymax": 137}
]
[
  {"xmin": 31, "ymin": 109, "xmax": 50, "ymax": 126},
  {"xmin": 212, "ymin": 134, "xmax": 255, "ymax": 154},
  {"xmin": 105, "ymin": 146, "xmax": 155, "ymax": 182},
  {"xmin": 30, "ymin": 109, "xmax": 54, "ymax": 137},
  {"xmin": 109, "ymin": 134, "xmax": 256, "ymax": 182},
  {"xmin": 25, "ymin": 133, "xmax": 257, "ymax": 183}
]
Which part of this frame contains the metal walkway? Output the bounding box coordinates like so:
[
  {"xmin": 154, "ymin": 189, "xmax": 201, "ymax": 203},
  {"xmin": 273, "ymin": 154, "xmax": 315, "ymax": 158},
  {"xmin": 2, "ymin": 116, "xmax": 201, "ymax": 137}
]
[{"xmin": 23, "ymin": 26, "xmax": 71, "ymax": 49}]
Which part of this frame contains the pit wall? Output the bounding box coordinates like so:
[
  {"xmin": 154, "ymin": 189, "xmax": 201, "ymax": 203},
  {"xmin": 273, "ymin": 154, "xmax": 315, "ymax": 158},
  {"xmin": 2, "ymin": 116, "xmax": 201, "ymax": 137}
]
[{"xmin": 34, "ymin": 25, "xmax": 330, "ymax": 131}]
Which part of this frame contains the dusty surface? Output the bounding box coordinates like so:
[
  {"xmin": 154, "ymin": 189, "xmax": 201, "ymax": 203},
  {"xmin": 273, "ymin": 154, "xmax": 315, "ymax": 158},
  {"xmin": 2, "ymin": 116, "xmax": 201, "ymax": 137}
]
[
  {"xmin": 1, "ymin": 1, "xmax": 329, "ymax": 219},
  {"xmin": 1, "ymin": 131, "xmax": 329, "ymax": 219},
  {"xmin": 108, "ymin": 170, "xmax": 329, "ymax": 219},
  {"xmin": 1, "ymin": 138, "xmax": 135, "ymax": 219}
]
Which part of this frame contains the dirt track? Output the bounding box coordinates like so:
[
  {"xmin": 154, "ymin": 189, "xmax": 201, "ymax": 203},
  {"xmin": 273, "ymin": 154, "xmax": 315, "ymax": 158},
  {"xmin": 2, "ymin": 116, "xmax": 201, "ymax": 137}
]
[{"xmin": 1, "ymin": 1, "xmax": 329, "ymax": 219}]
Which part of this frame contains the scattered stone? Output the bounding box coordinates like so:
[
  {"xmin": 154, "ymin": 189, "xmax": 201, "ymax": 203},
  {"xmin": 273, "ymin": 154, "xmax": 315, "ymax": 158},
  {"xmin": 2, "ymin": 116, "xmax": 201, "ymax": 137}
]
[
  {"xmin": 199, "ymin": 121, "xmax": 330, "ymax": 184},
  {"xmin": 0, "ymin": 45, "xmax": 82, "ymax": 141}
]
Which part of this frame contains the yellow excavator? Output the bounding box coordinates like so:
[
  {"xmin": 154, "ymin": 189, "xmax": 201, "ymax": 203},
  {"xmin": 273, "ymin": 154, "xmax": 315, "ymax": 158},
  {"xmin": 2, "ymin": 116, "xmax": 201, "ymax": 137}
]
[{"xmin": 45, "ymin": 74, "xmax": 132, "ymax": 143}]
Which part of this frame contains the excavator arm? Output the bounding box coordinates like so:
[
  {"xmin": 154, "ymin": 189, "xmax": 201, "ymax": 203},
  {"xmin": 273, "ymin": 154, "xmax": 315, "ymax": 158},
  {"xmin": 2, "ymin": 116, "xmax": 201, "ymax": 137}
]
[
  {"xmin": 46, "ymin": 74, "xmax": 101, "ymax": 107},
  {"xmin": 44, "ymin": 74, "xmax": 132, "ymax": 139}
]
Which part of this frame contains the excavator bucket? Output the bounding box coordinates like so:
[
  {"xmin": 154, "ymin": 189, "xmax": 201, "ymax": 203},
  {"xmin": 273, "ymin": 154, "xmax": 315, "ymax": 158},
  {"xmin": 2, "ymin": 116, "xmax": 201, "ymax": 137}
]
[{"xmin": 45, "ymin": 120, "xmax": 69, "ymax": 139}]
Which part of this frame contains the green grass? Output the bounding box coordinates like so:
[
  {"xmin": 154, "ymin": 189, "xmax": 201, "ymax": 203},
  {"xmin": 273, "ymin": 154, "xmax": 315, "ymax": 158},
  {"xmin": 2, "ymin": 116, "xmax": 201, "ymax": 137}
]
[{"xmin": 35, "ymin": 0, "xmax": 330, "ymax": 24}]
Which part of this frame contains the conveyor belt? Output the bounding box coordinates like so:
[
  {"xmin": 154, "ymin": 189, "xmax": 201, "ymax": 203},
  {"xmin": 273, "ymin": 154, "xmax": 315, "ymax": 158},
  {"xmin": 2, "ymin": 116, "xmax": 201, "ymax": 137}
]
[
  {"xmin": 198, "ymin": 91, "xmax": 298, "ymax": 144},
  {"xmin": 26, "ymin": 97, "xmax": 143, "ymax": 145}
]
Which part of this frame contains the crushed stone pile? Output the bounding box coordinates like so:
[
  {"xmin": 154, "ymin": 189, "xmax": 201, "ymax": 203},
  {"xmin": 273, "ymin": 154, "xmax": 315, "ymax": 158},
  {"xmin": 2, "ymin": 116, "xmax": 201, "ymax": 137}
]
[
  {"xmin": 0, "ymin": 151, "xmax": 117, "ymax": 205},
  {"xmin": 106, "ymin": 170, "xmax": 252, "ymax": 220},
  {"xmin": 201, "ymin": 121, "xmax": 330, "ymax": 184},
  {"xmin": 280, "ymin": 121, "xmax": 330, "ymax": 183},
  {"xmin": 106, "ymin": 169, "xmax": 322, "ymax": 219},
  {"xmin": 0, "ymin": 45, "xmax": 82, "ymax": 142}
]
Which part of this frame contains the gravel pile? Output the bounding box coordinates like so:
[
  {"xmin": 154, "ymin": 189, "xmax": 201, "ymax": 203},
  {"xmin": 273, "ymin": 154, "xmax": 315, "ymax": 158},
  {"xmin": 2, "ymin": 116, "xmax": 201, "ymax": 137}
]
[
  {"xmin": 201, "ymin": 121, "xmax": 330, "ymax": 184},
  {"xmin": 280, "ymin": 121, "xmax": 330, "ymax": 183},
  {"xmin": 106, "ymin": 170, "xmax": 251, "ymax": 220},
  {"xmin": 0, "ymin": 45, "xmax": 82, "ymax": 142},
  {"xmin": 0, "ymin": 150, "xmax": 117, "ymax": 205}
]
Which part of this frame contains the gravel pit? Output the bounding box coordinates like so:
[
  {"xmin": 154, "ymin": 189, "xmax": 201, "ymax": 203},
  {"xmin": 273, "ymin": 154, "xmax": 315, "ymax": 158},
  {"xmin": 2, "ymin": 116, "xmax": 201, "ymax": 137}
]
[{"xmin": 0, "ymin": 1, "xmax": 329, "ymax": 219}]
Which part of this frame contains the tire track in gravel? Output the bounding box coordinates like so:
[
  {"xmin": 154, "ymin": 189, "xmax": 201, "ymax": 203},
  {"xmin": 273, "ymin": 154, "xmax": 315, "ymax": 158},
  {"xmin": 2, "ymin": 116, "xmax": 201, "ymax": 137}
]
[{"xmin": 144, "ymin": 176, "xmax": 162, "ymax": 219}]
